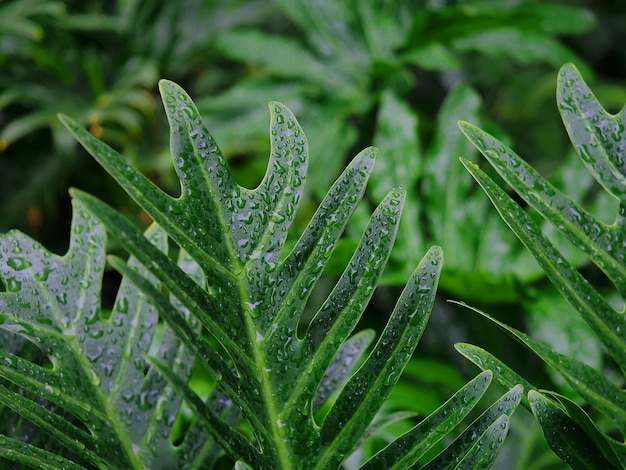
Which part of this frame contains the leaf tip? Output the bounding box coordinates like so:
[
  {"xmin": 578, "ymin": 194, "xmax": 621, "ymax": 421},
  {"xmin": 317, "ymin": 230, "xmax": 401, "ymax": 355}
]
[
  {"xmin": 363, "ymin": 145, "xmax": 379, "ymax": 160},
  {"xmin": 158, "ymin": 78, "xmax": 179, "ymax": 95},
  {"xmin": 57, "ymin": 113, "xmax": 78, "ymax": 132},
  {"xmin": 457, "ymin": 119, "xmax": 475, "ymax": 132},
  {"xmin": 427, "ymin": 244, "xmax": 443, "ymax": 263}
]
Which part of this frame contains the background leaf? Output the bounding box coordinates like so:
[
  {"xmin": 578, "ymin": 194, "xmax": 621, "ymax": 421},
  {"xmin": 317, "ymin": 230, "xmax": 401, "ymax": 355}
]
[{"xmin": 0, "ymin": 199, "xmax": 210, "ymax": 468}]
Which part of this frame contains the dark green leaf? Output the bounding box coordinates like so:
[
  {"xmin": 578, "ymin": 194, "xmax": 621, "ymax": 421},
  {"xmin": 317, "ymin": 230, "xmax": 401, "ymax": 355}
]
[{"xmin": 529, "ymin": 390, "xmax": 618, "ymax": 470}]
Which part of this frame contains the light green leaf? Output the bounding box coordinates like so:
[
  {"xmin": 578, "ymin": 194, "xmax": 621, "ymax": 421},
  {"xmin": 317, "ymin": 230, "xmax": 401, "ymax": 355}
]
[
  {"xmin": 371, "ymin": 90, "xmax": 425, "ymax": 281},
  {"xmin": 0, "ymin": 201, "xmax": 201, "ymax": 468},
  {"xmin": 215, "ymin": 29, "xmax": 358, "ymax": 98},
  {"xmin": 272, "ymin": 0, "xmax": 370, "ymax": 81},
  {"xmin": 423, "ymin": 84, "xmax": 482, "ymax": 270},
  {"xmin": 370, "ymin": 90, "xmax": 421, "ymax": 202}
]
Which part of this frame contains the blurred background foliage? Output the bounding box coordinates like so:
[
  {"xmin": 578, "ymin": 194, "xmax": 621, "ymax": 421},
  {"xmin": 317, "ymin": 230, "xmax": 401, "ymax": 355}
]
[{"xmin": 1, "ymin": 0, "xmax": 625, "ymax": 467}]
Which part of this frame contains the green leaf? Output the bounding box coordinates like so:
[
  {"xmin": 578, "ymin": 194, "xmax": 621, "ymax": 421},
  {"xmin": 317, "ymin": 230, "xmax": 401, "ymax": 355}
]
[
  {"xmin": 59, "ymin": 78, "xmax": 452, "ymax": 468},
  {"xmin": 0, "ymin": 201, "xmax": 202, "ymax": 468},
  {"xmin": 529, "ymin": 391, "xmax": 618, "ymax": 469},
  {"xmin": 421, "ymin": 384, "xmax": 521, "ymax": 469},
  {"xmin": 421, "ymin": 83, "xmax": 532, "ymax": 300},
  {"xmin": 0, "ymin": 434, "xmax": 84, "ymax": 470},
  {"xmin": 453, "ymin": 28, "xmax": 589, "ymax": 74},
  {"xmin": 453, "ymin": 303, "xmax": 626, "ymax": 433},
  {"xmin": 459, "ymin": 63, "xmax": 626, "ymax": 470},
  {"xmin": 315, "ymin": 246, "xmax": 442, "ymax": 468},
  {"xmin": 459, "ymin": 118, "xmax": 626, "ymax": 300},
  {"xmin": 558, "ymin": 63, "xmax": 626, "ymax": 204},
  {"xmin": 452, "ymin": 415, "xmax": 510, "ymax": 470},
  {"xmin": 524, "ymin": 287, "xmax": 604, "ymax": 392},
  {"xmin": 371, "ymin": 89, "xmax": 425, "ymax": 282},
  {"xmin": 215, "ymin": 29, "xmax": 358, "ymax": 98},
  {"xmin": 545, "ymin": 391, "xmax": 624, "ymax": 468},
  {"xmin": 455, "ymin": 342, "xmax": 536, "ymax": 411},
  {"xmin": 406, "ymin": 3, "xmax": 595, "ymax": 46},
  {"xmin": 312, "ymin": 329, "xmax": 375, "ymax": 414},
  {"xmin": 272, "ymin": 0, "xmax": 371, "ymax": 82}
]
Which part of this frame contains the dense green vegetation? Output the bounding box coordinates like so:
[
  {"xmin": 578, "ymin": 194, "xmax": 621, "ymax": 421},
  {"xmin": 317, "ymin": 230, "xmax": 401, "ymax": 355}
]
[{"xmin": 1, "ymin": 1, "xmax": 625, "ymax": 468}]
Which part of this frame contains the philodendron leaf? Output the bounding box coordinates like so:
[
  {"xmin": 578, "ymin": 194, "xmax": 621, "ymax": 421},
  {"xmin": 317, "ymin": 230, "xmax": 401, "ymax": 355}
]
[
  {"xmin": 0, "ymin": 201, "xmax": 210, "ymax": 469},
  {"xmin": 56, "ymin": 77, "xmax": 474, "ymax": 468},
  {"xmin": 455, "ymin": 342, "xmax": 536, "ymax": 410},
  {"xmin": 544, "ymin": 391, "xmax": 625, "ymax": 468},
  {"xmin": 312, "ymin": 329, "xmax": 376, "ymax": 414},
  {"xmin": 420, "ymin": 383, "xmax": 521, "ymax": 470},
  {"xmin": 457, "ymin": 344, "xmax": 624, "ymax": 468},
  {"xmin": 459, "ymin": 138, "xmax": 626, "ymax": 371}
]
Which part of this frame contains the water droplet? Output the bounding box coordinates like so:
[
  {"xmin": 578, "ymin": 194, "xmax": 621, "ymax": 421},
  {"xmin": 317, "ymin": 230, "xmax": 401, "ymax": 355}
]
[
  {"xmin": 181, "ymin": 106, "xmax": 194, "ymax": 118},
  {"xmin": 44, "ymin": 383, "xmax": 61, "ymax": 396},
  {"xmin": 7, "ymin": 257, "xmax": 31, "ymax": 271},
  {"xmin": 271, "ymin": 213, "xmax": 285, "ymax": 223},
  {"xmin": 484, "ymin": 148, "xmax": 500, "ymax": 160},
  {"xmin": 383, "ymin": 368, "xmax": 398, "ymax": 387},
  {"xmin": 117, "ymin": 297, "xmax": 129, "ymax": 313},
  {"xmin": 35, "ymin": 267, "xmax": 53, "ymax": 282}
]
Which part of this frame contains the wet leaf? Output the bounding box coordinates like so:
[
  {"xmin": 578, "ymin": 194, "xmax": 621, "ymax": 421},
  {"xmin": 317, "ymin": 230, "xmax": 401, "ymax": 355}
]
[
  {"xmin": 53, "ymin": 73, "xmax": 525, "ymax": 468},
  {"xmin": 454, "ymin": 303, "xmax": 626, "ymax": 434},
  {"xmin": 0, "ymin": 202, "xmax": 207, "ymax": 468},
  {"xmin": 420, "ymin": 384, "xmax": 521, "ymax": 469},
  {"xmin": 460, "ymin": 63, "xmax": 626, "ymax": 469},
  {"xmin": 361, "ymin": 370, "xmax": 493, "ymax": 468},
  {"xmin": 529, "ymin": 391, "xmax": 618, "ymax": 469},
  {"xmin": 57, "ymin": 78, "xmax": 451, "ymax": 468}
]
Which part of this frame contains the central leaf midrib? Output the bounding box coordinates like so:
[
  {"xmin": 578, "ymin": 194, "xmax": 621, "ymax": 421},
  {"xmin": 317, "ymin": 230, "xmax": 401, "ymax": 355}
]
[{"xmin": 240, "ymin": 277, "xmax": 293, "ymax": 469}]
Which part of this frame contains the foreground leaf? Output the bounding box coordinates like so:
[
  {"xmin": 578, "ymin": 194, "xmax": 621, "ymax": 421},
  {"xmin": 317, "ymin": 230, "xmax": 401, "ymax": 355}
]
[{"xmin": 55, "ymin": 77, "xmax": 523, "ymax": 468}]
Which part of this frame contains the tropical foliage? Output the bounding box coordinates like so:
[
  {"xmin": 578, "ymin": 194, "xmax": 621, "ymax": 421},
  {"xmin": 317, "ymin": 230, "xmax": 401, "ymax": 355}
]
[{"xmin": 2, "ymin": 0, "xmax": 626, "ymax": 468}]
